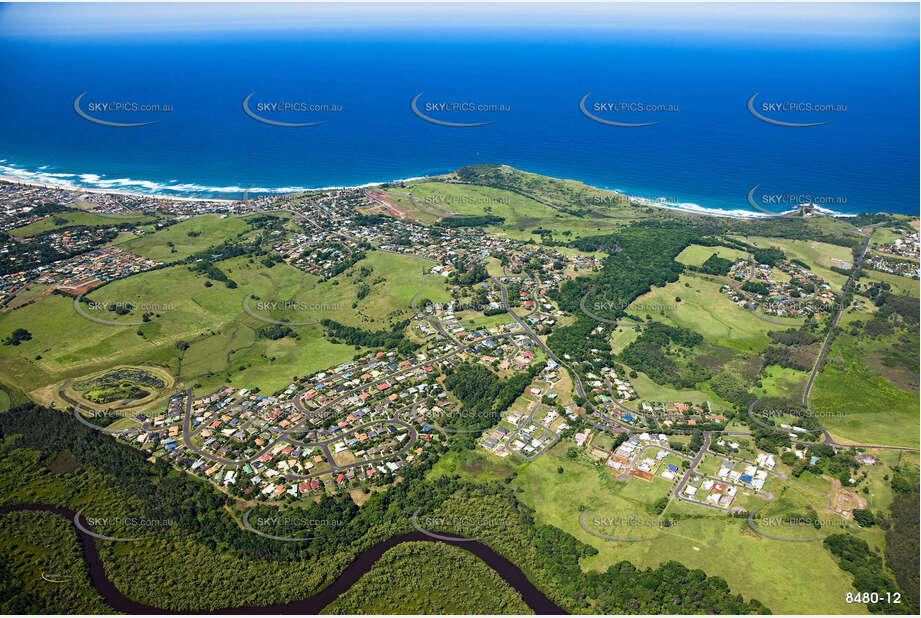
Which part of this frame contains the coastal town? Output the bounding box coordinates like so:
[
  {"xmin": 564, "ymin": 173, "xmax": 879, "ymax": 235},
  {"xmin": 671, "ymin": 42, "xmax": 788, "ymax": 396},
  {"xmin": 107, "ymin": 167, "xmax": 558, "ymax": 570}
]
[
  {"xmin": 0, "ymin": 168, "xmax": 916, "ymax": 618},
  {"xmin": 0, "ymin": 175, "xmax": 896, "ymax": 532},
  {"xmin": 1, "ymin": 3, "xmax": 918, "ymax": 616}
]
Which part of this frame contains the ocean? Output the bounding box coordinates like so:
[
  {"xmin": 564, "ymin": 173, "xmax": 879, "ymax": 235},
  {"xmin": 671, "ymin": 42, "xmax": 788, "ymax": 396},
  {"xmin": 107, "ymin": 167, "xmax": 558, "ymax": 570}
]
[{"xmin": 0, "ymin": 3, "xmax": 918, "ymax": 217}]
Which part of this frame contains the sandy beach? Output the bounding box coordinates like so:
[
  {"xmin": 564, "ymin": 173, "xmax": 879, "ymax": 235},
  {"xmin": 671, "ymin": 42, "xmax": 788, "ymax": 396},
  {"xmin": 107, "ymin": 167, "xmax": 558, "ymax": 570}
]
[
  {"xmin": 0, "ymin": 173, "xmax": 237, "ymax": 204},
  {"xmin": 0, "ymin": 169, "xmax": 847, "ymax": 221}
]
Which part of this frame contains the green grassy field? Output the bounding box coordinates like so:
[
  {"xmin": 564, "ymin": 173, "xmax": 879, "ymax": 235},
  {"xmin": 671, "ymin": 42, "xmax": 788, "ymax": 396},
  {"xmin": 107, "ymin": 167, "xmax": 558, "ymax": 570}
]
[
  {"xmin": 861, "ymin": 269, "xmax": 920, "ymax": 298},
  {"xmin": 0, "ymin": 250, "xmax": 451, "ymax": 398},
  {"xmin": 628, "ymin": 372, "xmax": 718, "ymax": 407},
  {"xmin": 513, "ymin": 447, "xmax": 865, "ymax": 613},
  {"xmin": 117, "ymin": 215, "xmax": 256, "ymax": 262},
  {"xmin": 427, "ymin": 448, "xmax": 522, "ymax": 483},
  {"xmin": 869, "ymin": 223, "xmax": 914, "ymax": 246},
  {"xmin": 2, "ymin": 284, "xmax": 53, "ymax": 310},
  {"xmin": 676, "ymin": 244, "xmax": 748, "ymax": 267},
  {"xmin": 512, "ymin": 443, "xmax": 865, "ymax": 614},
  {"xmin": 755, "ymin": 365, "xmax": 808, "ymax": 402},
  {"xmin": 393, "ymin": 180, "xmax": 623, "ymax": 241},
  {"xmin": 375, "ymin": 190, "xmax": 443, "ymax": 225},
  {"xmin": 609, "ymin": 325, "xmax": 641, "ymax": 354},
  {"xmin": 810, "ymin": 334, "xmax": 918, "ymax": 448},
  {"xmin": 321, "ymin": 542, "xmax": 532, "ymax": 614},
  {"xmin": 455, "ymin": 309, "xmax": 517, "ymax": 332},
  {"xmin": 10, "ymin": 212, "xmax": 155, "ymax": 238},
  {"xmin": 627, "ymin": 273, "xmax": 773, "ymax": 353}
]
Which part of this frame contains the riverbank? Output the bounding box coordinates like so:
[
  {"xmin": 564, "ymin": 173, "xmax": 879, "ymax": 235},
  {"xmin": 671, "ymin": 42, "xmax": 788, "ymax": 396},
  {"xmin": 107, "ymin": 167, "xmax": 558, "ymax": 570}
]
[{"xmin": 0, "ymin": 504, "xmax": 565, "ymax": 615}]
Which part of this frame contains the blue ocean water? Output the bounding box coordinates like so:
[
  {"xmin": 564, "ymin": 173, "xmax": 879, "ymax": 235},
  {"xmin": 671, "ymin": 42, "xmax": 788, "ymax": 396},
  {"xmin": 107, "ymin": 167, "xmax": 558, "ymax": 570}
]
[{"xmin": 0, "ymin": 3, "xmax": 917, "ymax": 216}]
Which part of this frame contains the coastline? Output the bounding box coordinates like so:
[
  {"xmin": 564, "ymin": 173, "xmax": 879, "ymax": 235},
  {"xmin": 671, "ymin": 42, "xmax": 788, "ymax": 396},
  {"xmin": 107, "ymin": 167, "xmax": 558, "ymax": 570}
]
[
  {"xmin": 0, "ymin": 173, "xmax": 236, "ymax": 204},
  {"xmin": 0, "ymin": 164, "xmax": 856, "ymax": 220}
]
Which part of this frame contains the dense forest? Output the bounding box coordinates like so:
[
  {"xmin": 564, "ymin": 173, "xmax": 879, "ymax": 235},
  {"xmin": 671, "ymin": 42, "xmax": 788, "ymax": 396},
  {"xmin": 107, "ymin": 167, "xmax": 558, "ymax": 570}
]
[
  {"xmin": 321, "ymin": 542, "xmax": 530, "ymax": 614},
  {"xmin": 320, "ymin": 319, "xmax": 416, "ymax": 355},
  {"xmin": 0, "ymin": 511, "xmax": 111, "ymax": 614},
  {"xmin": 885, "ymin": 488, "xmax": 920, "ymax": 613},
  {"xmin": 695, "ymin": 253, "xmax": 734, "ymax": 276},
  {"xmin": 436, "ymin": 215, "xmax": 505, "ymax": 228}
]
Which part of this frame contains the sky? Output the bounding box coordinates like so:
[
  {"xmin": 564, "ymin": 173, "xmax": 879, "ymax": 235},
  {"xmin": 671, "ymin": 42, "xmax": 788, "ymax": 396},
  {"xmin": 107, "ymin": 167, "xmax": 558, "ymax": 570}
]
[{"xmin": 0, "ymin": 2, "xmax": 917, "ymax": 40}]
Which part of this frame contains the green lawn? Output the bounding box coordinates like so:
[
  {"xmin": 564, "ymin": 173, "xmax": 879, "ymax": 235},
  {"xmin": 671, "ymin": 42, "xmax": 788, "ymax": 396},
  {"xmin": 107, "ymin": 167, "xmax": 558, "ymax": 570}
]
[
  {"xmin": 755, "ymin": 365, "xmax": 808, "ymax": 401},
  {"xmin": 629, "ymin": 372, "xmax": 715, "ymax": 407},
  {"xmin": 869, "ymin": 224, "xmax": 913, "ymax": 246}
]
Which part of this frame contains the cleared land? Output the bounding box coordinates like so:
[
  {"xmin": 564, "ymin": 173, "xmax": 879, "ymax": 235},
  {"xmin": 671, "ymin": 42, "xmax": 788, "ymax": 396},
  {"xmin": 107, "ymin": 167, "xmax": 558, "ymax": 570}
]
[
  {"xmin": 627, "ymin": 273, "xmax": 773, "ymax": 353},
  {"xmin": 391, "ymin": 180, "xmax": 624, "ymax": 241},
  {"xmin": 676, "ymin": 244, "xmax": 748, "ymax": 267},
  {"xmin": 810, "ymin": 333, "xmax": 918, "ymax": 448},
  {"xmin": 117, "ymin": 215, "xmax": 256, "ymax": 262}
]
